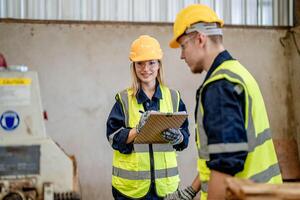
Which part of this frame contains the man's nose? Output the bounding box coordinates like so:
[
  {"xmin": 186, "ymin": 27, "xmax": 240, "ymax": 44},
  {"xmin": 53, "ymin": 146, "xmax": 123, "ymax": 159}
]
[{"xmin": 180, "ymin": 50, "xmax": 185, "ymax": 60}]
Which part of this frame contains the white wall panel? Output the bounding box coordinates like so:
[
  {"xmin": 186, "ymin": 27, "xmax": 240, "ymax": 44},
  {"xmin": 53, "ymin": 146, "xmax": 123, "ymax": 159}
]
[
  {"xmin": 232, "ymin": 0, "xmax": 243, "ymax": 24},
  {"xmin": 38, "ymin": 0, "xmax": 46, "ymax": 19},
  {"xmin": 116, "ymin": 0, "xmax": 130, "ymax": 21},
  {"xmin": 214, "ymin": 0, "xmax": 224, "ymax": 22},
  {"xmin": 0, "ymin": 0, "xmax": 294, "ymax": 26},
  {"xmin": 133, "ymin": 0, "xmax": 150, "ymax": 21},
  {"xmin": 261, "ymin": 0, "xmax": 273, "ymax": 25},
  {"xmin": 45, "ymin": 0, "xmax": 57, "ymax": 20},
  {"xmin": 149, "ymin": 0, "xmax": 160, "ymax": 22},
  {"xmin": 246, "ymin": 0, "xmax": 258, "ymax": 25},
  {"xmin": 200, "ymin": 0, "xmax": 215, "ymax": 8},
  {"xmin": 167, "ymin": 0, "xmax": 181, "ymax": 22}
]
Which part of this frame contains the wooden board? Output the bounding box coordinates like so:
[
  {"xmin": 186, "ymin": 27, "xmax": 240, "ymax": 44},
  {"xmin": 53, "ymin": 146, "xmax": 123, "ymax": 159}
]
[{"xmin": 226, "ymin": 177, "xmax": 300, "ymax": 200}]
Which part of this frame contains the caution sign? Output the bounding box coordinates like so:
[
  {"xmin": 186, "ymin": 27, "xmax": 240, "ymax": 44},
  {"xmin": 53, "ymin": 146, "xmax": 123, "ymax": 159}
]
[
  {"xmin": 0, "ymin": 78, "xmax": 31, "ymax": 106},
  {"xmin": 0, "ymin": 78, "xmax": 31, "ymax": 85}
]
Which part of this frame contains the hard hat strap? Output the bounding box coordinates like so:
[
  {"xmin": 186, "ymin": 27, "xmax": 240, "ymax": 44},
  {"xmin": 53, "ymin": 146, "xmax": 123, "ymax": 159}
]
[{"xmin": 185, "ymin": 22, "xmax": 223, "ymax": 36}]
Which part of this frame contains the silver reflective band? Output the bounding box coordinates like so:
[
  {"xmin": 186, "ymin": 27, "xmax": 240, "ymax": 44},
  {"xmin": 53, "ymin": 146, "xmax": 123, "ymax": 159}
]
[
  {"xmin": 170, "ymin": 89, "xmax": 179, "ymax": 112},
  {"xmin": 113, "ymin": 166, "xmax": 179, "ymax": 180},
  {"xmin": 234, "ymin": 84, "xmax": 243, "ymax": 95},
  {"xmin": 119, "ymin": 90, "xmax": 129, "ymax": 127},
  {"xmin": 155, "ymin": 167, "xmax": 179, "ymax": 179},
  {"xmin": 201, "ymin": 181, "xmax": 208, "ymax": 193},
  {"xmin": 134, "ymin": 143, "xmax": 174, "ymax": 152},
  {"xmin": 186, "ymin": 22, "xmax": 223, "ymax": 36},
  {"xmin": 250, "ymin": 163, "xmax": 281, "ymax": 183},
  {"xmin": 109, "ymin": 127, "xmax": 125, "ymax": 146},
  {"xmin": 113, "ymin": 166, "xmax": 150, "ymax": 180},
  {"xmin": 208, "ymin": 142, "xmax": 249, "ymax": 154}
]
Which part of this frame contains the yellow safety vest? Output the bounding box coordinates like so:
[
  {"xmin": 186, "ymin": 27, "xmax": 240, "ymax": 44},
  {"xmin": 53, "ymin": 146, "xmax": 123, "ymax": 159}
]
[
  {"xmin": 195, "ymin": 60, "xmax": 282, "ymax": 200},
  {"xmin": 112, "ymin": 85, "xmax": 180, "ymax": 199}
]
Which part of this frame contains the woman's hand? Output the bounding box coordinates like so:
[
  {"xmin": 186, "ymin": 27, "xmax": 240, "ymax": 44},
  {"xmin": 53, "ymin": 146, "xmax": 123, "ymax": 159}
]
[{"xmin": 161, "ymin": 128, "xmax": 184, "ymax": 145}]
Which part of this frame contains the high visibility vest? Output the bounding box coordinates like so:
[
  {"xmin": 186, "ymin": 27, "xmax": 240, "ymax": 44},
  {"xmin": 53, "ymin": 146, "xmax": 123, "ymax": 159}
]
[
  {"xmin": 111, "ymin": 85, "xmax": 181, "ymax": 199},
  {"xmin": 195, "ymin": 60, "xmax": 282, "ymax": 200}
]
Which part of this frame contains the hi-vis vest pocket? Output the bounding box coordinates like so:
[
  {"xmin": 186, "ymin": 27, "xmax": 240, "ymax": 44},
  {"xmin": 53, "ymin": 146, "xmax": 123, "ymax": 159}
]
[
  {"xmin": 113, "ymin": 153, "xmax": 140, "ymax": 188},
  {"xmin": 164, "ymin": 152, "xmax": 178, "ymax": 169},
  {"xmin": 118, "ymin": 153, "xmax": 139, "ymax": 171}
]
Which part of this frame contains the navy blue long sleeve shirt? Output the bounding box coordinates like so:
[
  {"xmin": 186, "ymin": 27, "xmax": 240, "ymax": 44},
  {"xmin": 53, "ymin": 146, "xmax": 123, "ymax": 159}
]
[
  {"xmin": 107, "ymin": 83, "xmax": 190, "ymax": 154},
  {"xmin": 195, "ymin": 50, "xmax": 248, "ymax": 176}
]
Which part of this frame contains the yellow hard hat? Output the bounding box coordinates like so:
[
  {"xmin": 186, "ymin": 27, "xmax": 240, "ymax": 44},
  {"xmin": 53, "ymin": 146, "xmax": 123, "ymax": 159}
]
[
  {"xmin": 129, "ymin": 35, "xmax": 163, "ymax": 62},
  {"xmin": 169, "ymin": 4, "xmax": 224, "ymax": 48}
]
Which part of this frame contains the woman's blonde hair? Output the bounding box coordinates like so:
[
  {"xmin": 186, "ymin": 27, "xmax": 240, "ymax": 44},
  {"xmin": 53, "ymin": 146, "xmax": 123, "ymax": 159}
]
[{"xmin": 130, "ymin": 60, "xmax": 165, "ymax": 97}]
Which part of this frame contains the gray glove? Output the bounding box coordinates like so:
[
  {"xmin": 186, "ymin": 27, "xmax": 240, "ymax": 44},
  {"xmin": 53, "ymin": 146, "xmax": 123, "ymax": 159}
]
[
  {"xmin": 136, "ymin": 111, "xmax": 151, "ymax": 133},
  {"xmin": 164, "ymin": 186, "xmax": 197, "ymax": 200},
  {"xmin": 162, "ymin": 128, "xmax": 184, "ymax": 145}
]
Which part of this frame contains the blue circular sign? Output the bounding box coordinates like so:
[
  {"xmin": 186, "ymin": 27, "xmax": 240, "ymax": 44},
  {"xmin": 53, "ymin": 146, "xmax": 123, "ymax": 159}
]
[{"xmin": 0, "ymin": 111, "xmax": 20, "ymax": 131}]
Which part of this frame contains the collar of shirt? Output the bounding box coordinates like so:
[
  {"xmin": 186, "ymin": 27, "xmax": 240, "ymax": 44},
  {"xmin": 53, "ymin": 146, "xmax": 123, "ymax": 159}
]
[
  {"xmin": 194, "ymin": 50, "xmax": 234, "ymax": 120},
  {"xmin": 203, "ymin": 50, "xmax": 234, "ymax": 83},
  {"xmin": 136, "ymin": 81, "xmax": 162, "ymax": 104}
]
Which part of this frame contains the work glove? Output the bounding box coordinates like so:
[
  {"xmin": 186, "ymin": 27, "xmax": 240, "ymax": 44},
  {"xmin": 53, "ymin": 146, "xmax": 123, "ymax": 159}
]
[
  {"xmin": 164, "ymin": 186, "xmax": 197, "ymax": 200},
  {"xmin": 162, "ymin": 128, "xmax": 184, "ymax": 145},
  {"xmin": 136, "ymin": 111, "xmax": 151, "ymax": 134}
]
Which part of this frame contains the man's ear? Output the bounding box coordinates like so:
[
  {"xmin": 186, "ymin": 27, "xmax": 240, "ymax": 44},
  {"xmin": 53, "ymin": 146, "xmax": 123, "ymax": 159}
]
[{"xmin": 195, "ymin": 32, "xmax": 207, "ymax": 48}]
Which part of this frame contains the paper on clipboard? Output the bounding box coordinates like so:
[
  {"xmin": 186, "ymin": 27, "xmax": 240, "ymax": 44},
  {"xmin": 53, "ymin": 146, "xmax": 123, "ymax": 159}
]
[{"xmin": 134, "ymin": 111, "xmax": 188, "ymax": 144}]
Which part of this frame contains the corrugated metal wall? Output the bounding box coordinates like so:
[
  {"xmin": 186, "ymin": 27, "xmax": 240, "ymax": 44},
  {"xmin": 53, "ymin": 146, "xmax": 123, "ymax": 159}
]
[{"xmin": 0, "ymin": 0, "xmax": 294, "ymax": 26}]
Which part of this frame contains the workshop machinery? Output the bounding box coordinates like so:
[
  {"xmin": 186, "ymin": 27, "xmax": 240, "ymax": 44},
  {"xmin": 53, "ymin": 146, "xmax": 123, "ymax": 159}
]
[{"xmin": 0, "ymin": 69, "xmax": 80, "ymax": 200}]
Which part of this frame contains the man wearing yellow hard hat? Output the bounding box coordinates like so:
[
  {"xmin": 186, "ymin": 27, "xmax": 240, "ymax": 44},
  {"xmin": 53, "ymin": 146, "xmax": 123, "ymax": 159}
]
[{"xmin": 165, "ymin": 4, "xmax": 282, "ymax": 200}]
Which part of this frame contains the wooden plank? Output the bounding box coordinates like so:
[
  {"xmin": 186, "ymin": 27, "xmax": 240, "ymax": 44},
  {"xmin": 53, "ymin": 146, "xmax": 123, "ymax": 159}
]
[{"xmin": 225, "ymin": 177, "xmax": 300, "ymax": 200}]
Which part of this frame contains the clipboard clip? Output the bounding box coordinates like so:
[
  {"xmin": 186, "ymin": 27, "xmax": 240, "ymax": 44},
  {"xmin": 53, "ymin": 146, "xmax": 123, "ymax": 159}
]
[{"xmin": 166, "ymin": 113, "xmax": 173, "ymax": 117}]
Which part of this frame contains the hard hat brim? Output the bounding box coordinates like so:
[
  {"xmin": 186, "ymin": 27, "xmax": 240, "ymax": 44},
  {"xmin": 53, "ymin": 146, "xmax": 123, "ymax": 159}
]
[
  {"xmin": 169, "ymin": 38, "xmax": 180, "ymax": 49},
  {"xmin": 130, "ymin": 55, "xmax": 163, "ymax": 62}
]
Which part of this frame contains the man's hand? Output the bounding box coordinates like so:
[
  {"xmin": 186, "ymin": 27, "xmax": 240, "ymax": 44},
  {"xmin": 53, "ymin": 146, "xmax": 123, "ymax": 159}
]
[
  {"xmin": 136, "ymin": 111, "xmax": 151, "ymax": 134},
  {"xmin": 162, "ymin": 128, "xmax": 184, "ymax": 145},
  {"xmin": 164, "ymin": 186, "xmax": 197, "ymax": 200}
]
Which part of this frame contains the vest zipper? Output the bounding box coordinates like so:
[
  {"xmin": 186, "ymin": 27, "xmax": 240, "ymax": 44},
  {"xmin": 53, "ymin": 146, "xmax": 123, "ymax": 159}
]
[{"xmin": 149, "ymin": 144, "xmax": 155, "ymax": 186}]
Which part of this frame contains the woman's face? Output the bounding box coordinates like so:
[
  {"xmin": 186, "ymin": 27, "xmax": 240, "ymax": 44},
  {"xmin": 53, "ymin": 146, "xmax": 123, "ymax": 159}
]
[{"xmin": 134, "ymin": 60, "xmax": 160, "ymax": 85}]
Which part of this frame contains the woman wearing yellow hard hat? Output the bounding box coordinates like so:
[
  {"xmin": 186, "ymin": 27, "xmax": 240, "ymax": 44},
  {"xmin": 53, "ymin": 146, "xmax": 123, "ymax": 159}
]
[{"xmin": 106, "ymin": 35, "xmax": 190, "ymax": 200}]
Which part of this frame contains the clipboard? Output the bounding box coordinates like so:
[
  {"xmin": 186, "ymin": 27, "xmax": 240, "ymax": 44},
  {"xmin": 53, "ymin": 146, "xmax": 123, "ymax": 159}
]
[{"xmin": 134, "ymin": 111, "xmax": 188, "ymax": 144}]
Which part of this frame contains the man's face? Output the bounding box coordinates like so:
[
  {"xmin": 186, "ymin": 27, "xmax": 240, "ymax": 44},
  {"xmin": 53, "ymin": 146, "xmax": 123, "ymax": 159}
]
[{"xmin": 178, "ymin": 33, "xmax": 204, "ymax": 74}]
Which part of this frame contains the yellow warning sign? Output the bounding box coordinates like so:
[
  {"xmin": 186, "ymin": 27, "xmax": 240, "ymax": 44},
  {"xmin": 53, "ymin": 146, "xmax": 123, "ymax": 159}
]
[{"xmin": 0, "ymin": 78, "xmax": 32, "ymax": 85}]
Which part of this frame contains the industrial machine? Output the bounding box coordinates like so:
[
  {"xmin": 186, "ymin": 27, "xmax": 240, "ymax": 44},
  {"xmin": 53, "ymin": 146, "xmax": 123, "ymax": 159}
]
[{"xmin": 0, "ymin": 69, "xmax": 80, "ymax": 200}]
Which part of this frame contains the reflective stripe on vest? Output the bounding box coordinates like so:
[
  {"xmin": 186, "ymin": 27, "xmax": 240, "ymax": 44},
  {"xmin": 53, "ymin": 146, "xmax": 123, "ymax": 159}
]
[
  {"xmin": 201, "ymin": 181, "xmax": 208, "ymax": 193},
  {"xmin": 196, "ymin": 60, "xmax": 282, "ymax": 199},
  {"xmin": 112, "ymin": 166, "xmax": 179, "ymax": 180},
  {"xmin": 109, "ymin": 127, "xmax": 125, "ymax": 145},
  {"xmin": 134, "ymin": 144, "xmax": 174, "ymax": 152},
  {"xmin": 112, "ymin": 85, "xmax": 181, "ymax": 198},
  {"xmin": 250, "ymin": 163, "xmax": 281, "ymax": 183}
]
